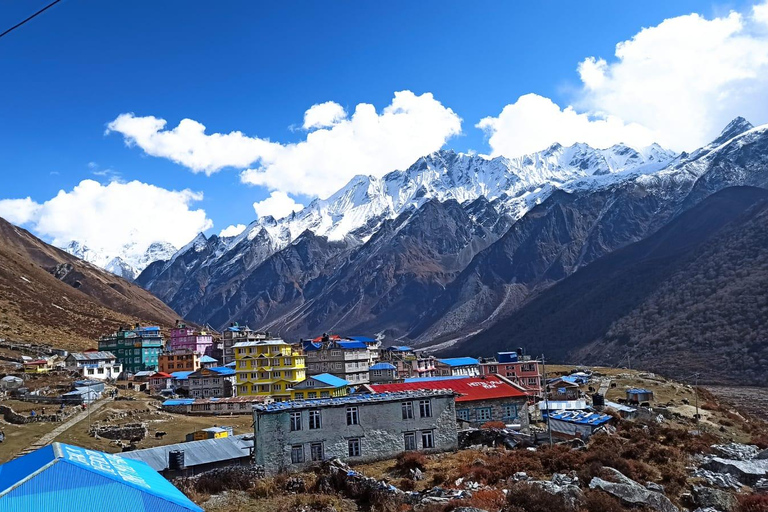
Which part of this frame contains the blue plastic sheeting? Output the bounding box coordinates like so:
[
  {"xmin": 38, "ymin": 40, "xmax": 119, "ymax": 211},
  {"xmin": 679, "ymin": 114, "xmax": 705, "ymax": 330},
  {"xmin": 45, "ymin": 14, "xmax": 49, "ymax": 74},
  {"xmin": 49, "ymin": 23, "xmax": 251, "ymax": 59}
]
[
  {"xmin": 386, "ymin": 346, "xmax": 412, "ymax": 352},
  {"xmin": 310, "ymin": 373, "xmax": 349, "ymax": 387},
  {"xmin": 369, "ymin": 362, "xmax": 396, "ymax": 370},
  {"xmin": 436, "ymin": 357, "xmax": 479, "ymax": 367},
  {"xmin": 0, "ymin": 443, "xmax": 202, "ymax": 512},
  {"xmin": 336, "ymin": 341, "xmax": 367, "ymax": 349},
  {"xmin": 162, "ymin": 399, "xmax": 195, "ymax": 406},
  {"xmin": 206, "ymin": 367, "xmax": 235, "ymax": 376},
  {"xmin": 347, "ymin": 336, "xmax": 375, "ymax": 343},
  {"xmin": 627, "ymin": 388, "xmax": 653, "ymax": 394},
  {"xmin": 547, "ymin": 411, "xmax": 613, "ymax": 426}
]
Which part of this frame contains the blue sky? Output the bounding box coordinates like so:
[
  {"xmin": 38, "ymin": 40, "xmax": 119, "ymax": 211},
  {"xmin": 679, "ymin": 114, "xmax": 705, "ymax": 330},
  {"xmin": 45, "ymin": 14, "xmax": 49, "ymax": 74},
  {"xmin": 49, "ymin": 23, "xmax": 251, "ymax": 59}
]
[{"xmin": 1, "ymin": 0, "xmax": 766, "ymax": 255}]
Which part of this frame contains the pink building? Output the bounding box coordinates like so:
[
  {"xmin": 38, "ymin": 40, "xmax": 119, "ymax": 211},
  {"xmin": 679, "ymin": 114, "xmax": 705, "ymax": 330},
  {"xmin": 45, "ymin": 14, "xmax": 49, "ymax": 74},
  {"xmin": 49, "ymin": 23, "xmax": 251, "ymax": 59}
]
[
  {"xmin": 479, "ymin": 352, "xmax": 543, "ymax": 397},
  {"xmin": 169, "ymin": 323, "xmax": 214, "ymax": 356}
]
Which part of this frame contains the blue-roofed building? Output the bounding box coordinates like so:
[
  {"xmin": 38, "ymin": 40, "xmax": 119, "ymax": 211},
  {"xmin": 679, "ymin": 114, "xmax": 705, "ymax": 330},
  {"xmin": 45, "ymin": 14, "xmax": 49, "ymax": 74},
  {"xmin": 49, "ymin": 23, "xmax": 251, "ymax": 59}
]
[
  {"xmin": 626, "ymin": 388, "xmax": 654, "ymax": 404},
  {"xmin": 303, "ymin": 334, "xmax": 377, "ymax": 385},
  {"xmin": 436, "ymin": 357, "xmax": 480, "ymax": 378},
  {"xmin": 199, "ymin": 355, "xmax": 219, "ymax": 368},
  {"xmin": 188, "ymin": 366, "xmax": 237, "ymax": 399},
  {"xmin": 0, "ymin": 443, "xmax": 202, "ymax": 512},
  {"xmin": 369, "ymin": 362, "xmax": 400, "ymax": 384},
  {"xmin": 289, "ymin": 373, "xmax": 350, "ymax": 400},
  {"xmin": 545, "ymin": 411, "xmax": 614, "ymax": 440}
]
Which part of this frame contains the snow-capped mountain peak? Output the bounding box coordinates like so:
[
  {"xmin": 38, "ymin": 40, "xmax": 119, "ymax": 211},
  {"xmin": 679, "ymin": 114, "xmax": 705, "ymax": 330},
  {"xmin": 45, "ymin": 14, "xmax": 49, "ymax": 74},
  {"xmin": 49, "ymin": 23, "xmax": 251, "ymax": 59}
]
[{"xmin": 64, "ymin": 239, "xmax": 177, "ymax": 281}]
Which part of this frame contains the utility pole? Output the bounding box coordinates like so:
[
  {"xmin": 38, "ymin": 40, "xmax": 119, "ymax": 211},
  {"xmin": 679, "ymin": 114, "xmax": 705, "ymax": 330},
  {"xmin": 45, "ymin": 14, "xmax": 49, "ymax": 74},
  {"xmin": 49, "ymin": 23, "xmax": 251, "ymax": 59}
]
[
  {"xmin": 541, "ymin": 354, "xmax": 553, "ymax": 446},
  {"xmin": 693, "ymin": 373, "xmax": 700, "ymax": 424}
]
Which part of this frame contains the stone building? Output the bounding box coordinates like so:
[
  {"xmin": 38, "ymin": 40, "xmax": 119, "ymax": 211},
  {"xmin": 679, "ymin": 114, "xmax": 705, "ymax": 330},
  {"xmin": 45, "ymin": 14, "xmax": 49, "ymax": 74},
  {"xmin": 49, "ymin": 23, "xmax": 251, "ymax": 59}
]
[
  {"xmin": 302, "ymin": 335, "xmax": 372, "ymax": 385},
  {"xmin": 369, "ymin": 362, "xmax": 400, "ymax": 383},
  {"xmin": 369, "ymin": 375, "xmax": 530, "ymax": 432},
  {"xmin": 253, "ymin": 390, "xmax": 458, "ymax": 473},
  {"xmin": 188, "ymin": 366, "xmax": 236, "ymax": 398},
  {"xmin": 221, "ymin": 324, "xmax": 270, "ymax": 365}
]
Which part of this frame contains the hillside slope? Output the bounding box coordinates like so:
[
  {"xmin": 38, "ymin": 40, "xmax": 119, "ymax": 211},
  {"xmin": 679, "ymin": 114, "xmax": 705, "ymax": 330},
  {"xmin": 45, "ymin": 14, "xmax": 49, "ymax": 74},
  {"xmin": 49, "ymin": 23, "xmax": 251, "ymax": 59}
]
[
  {"xmin": 453, "ymin": 187, "xmax": 768, "ymax": 385},
  {"xmin": 0, "ymin": 217, "xmax": 181, "ymax": 350}
]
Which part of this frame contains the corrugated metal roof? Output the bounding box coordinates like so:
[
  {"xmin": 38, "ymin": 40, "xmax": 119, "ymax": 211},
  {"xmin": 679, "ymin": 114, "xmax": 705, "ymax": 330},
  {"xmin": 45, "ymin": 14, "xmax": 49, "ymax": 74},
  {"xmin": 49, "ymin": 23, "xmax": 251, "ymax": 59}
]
[
  {"xmin": 538, "ymin": 400, "xmax": 588, "ymax": 410},
  {"xmin": 370, "ymin": 362, "xmax": 396, "ymax": 370},
  {"xmin": 255, "ymin": 390, "xmax": 455, "ymax": 413},
  {"xmin": 0, "ymin": 443, "xmax": 202, "ymax": 512},
  {"xmin": 119, "ymin": 435, "xmax": 253, "ymax": 472},
  {"xmin": 170, "ymin": 371, "xmax": 193, "ymax": 380},
  {"xmin": 604, "ymin": 400, "xmax": 637, "ymax": 413},
  {"xmin": 310, "ymin": 373, "xmax": 349, "ymax": 387},
  {"xmin": 627, "ymin": 388, "xmax": 653, "ymax": 394},
  {"xmin": 336, "ymin": 341, "xmax": 367, "ymax": 349},
  {"xmin": 206, "ymin": 367, "xmax": 235, "ymax": 376},
  {"xmin": 386, "ymin": 346, "xmax": 413, "ymax": 352},
  {"xmin": 199, "ymin": 356, "xmax": 217, "ymax": 363},
  {"xmin": 69, "ymin": 351, "xmax": 116, "ymax": 361},
  {"xmin": 347, "ymin": 336, "xmax": 376, "ymax": 343},
  {"xmin": 437, "ymin": 357, "xmax": 479, "ymax": 367},
  {"xmin": 371, "ymin": 375, "xmax": 527, "ymax": 402},
  {"xmin": 404, "ymin": 376, "xmax": 470, "ymax": 383}
]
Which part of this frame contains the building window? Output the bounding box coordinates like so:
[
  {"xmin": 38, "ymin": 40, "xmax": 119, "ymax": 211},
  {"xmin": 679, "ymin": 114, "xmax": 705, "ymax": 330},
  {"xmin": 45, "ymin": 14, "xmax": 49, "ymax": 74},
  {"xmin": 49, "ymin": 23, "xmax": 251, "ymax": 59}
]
[
  {"xmin": 320, "ymin": 391, "xmax": 330, "ymax": 398},
  {"xmin": 310, "ymin": 442, "xmax": 324, "ymax": 461},
  {"xmin": 372, "ymin": 370, "xmax": 382, "ymax": 377},
  {"xmin": 404, "ymin": 432, "xmax": 417, "ymax": 451},
  {"xmin": 348, "ymin": 438, "xmax": 361, "ymax": 457},
  {"xmin": 294, "ymin": 392, "xmax": 304, "ymax": 400},
  {"xmin": 284, "ymin": 358, "xmax": 292, "ymax": 366},
  {"xmin": 290, "ymin": 411, "xmax": 302, "ymax": 431},
  {"xmin": 402, "ymin": 401, "xmax": 414, "ymax": 420},
  {"xmin": 331, "ymin": 350, "xmax": 341, "ymax": 357},
  {"xmin": 308, "ymin": 392, "xmax": 317, "ymax": 399},
  {"xmin": 291, "ymin": 445, "xmax": 304, "ymax": 464},
  {"xmin": 421, "ymin": 430, "xmax": 434, "ymax": 449},
  {"xmin": 346, "ymin": 406, "xmax": 359, "ymax": 425},
  {"xmin": 457, "ymin": 409, "xmax": 470, "ymax": 421},
  {"xmin": 309, "ymin": 410, "xmax": 322, "ymax": 429},
  {"xmin": 503, "ymin": 404, "xmax": 518, "ymax": 421},
  {"xmin": 476, "ymin": 407, "xmax": 492, "ymax": 422},
  {"xmin": 419, "ymin": 399, "xmax": 432, "ymax": 418}
]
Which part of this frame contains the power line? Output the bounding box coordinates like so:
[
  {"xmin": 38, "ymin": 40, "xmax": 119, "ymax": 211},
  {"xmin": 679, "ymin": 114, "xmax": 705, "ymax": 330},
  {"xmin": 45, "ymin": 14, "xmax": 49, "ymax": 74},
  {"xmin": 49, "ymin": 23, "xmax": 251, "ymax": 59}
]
[{"xmin": 0, "ymin": 0, "xmax": 64, "ymax": 41}]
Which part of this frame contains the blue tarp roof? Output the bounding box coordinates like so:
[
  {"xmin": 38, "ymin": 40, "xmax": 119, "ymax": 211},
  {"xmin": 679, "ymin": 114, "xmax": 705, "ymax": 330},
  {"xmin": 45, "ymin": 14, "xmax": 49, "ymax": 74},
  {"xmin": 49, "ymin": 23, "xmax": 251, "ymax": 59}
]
[
  {"xmin": 370, "ymin": 362, "xmax": 396, "ymax": 370},
  {"xmin": 207, "ymin": 367, "xmax": 235, "ymax": 376},
  {"xmin": 547, "ymin": 411, "xmax": 613, "ymax": 426},
  {"xmin": 437, "ymin": 357, "xmax": 479, "ymax": 367},
  {"xmin": 0, "ymin": 443, "xmax": 202, "ymax": 512},
  {"xmin": 336, "ymin": 341, "xmax": 367, "ymax": 349},
  {"xmin": 311, "ymin": 373, "xmax": 349, "ymax": 388},
  {"xmin": 199, "ymin": 355, "xmax": 217, "ymax": 363},
  {"xmin": 386, "ymin": 345, "xmax": 413, "ymax": 352},
  {"xmin": 162, "ymin": 399, "xmax": 195, "ymax": 406},
  {"xmin": 347, "ymin": 336, "xmax": 375, "ymax": 343}
]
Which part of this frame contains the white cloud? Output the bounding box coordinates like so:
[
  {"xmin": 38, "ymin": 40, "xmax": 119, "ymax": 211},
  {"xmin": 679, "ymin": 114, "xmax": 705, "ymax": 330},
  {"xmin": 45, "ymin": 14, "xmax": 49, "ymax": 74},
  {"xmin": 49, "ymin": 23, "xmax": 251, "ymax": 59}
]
[
  {"xmin": 303, "ymin": 101, "xmax": 346, "ymax": 130},
  {"xmin": 480, "ymin": 2, "xmax": 768, "ymax": 157},
  {"xmin": 477, "ymin": 94, "xmax": 657, "ymax": 157},
  {"xmin": 107, "ymin": 91, "xmax": 462, "ymax": 197},
  {"xmin": 253, "ymin": 191, "xmax": 304, "ymax": 220},
  {"xmin": 574, "ymin": 4, "xmax": 768, "ymax": 151},
  {"xmin": 0, "ymin": 197, "xmax": 42, "ymax": 225},
  {"xmin": 0, "ymin": 179, "xmax": 212, "ymax": 258},
  {"xmin": 219, "ymin": 224, "xmax": 246, "ymax": 238}
]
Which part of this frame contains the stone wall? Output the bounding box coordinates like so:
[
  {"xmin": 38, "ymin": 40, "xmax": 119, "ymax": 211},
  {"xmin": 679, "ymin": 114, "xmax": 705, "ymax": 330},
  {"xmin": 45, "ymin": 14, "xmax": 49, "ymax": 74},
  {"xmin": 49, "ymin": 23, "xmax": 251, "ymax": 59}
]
[
  {"xmin": 0, "ymin": 405, "xmax": 66, "ymax": 424},
  {"xmin": 90, "ymin": 422, "xmax": 148, "ymax": 441},
  {"xmin": 254, "ymin": 393, "xmax": 458, "ymax": 474}
]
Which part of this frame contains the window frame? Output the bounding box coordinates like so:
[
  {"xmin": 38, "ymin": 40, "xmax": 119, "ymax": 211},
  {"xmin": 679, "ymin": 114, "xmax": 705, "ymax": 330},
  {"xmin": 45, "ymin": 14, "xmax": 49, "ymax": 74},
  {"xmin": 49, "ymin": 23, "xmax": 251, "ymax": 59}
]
[
  {"xmin": 404, "ymin": 432, "xmax": 417, "ymax": 451},
  {"xmin": 346, "ymin": 406, "xmax": 359, "ymax": 426},
  {"xmin": 419, "ymin": 399, "xmax": 432, "ymax": 418},
  {"xmin": 309, "ymin": 409, "xmax": 322, "ymax": 430},
  {"xmin": 289, "ymin": 411, "xmax": 302, "ymax": 431},
  {"xmin": 348, "ymin": 438, "xmax": 361, "ymax": 457},
  {"xmin": 402, "ymin": 401, "xmax": 414, "ymax": 420},
  {"xmin": 421, "ymin": 430, "xmax": 434, "ymax": 449},
  {"xmin": 290, "ymin": 444, "xmax": 304, "ymax": 464}
]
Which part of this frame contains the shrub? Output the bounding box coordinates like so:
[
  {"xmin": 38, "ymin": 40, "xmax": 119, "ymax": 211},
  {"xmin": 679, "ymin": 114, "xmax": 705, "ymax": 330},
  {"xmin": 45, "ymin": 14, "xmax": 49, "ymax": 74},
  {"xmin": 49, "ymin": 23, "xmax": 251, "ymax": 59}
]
[
  {"xmin": 538, "ymin": 445, "xmax": 586, "ymax": 474},
  {"xmin": 738, "ymin": 494, "xmax": 768, "ymax": 512},
  {"xmin": 505, "ymin": 482, "xmax": 575, "ymax": 512},
  {"xmin": 398, "ymin": 478, "xmax": 416, "ymax": 491},
  {"xmin": 393, "ymin": 451, "xmax": 427, "ymax": 476},
  {"xmin": 581, "ymin": 490, "xmax": 625, "ymax": 512},
  {"xmin": 466, "ymin": 488, "xmax": 506, "ymax": 511}
]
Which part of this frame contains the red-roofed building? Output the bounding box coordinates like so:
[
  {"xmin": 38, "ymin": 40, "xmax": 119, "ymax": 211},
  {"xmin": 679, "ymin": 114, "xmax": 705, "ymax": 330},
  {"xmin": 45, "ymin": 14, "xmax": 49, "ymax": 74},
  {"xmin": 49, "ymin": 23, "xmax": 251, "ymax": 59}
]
[
  {"xmin": 367, "ymin": 375, "xmax": 530, "ymax": 432},
  {"xmin": 149, "ymin": 372, "xmax": 173, "ymax": 393}
]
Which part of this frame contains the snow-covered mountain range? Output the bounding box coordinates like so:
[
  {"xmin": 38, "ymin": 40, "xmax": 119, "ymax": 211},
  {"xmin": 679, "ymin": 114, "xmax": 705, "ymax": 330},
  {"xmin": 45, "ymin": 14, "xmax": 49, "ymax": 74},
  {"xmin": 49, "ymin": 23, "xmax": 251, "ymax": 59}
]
[{"xmin": 65, "ymin": 240, "xmax": 177, "ymax": 281}]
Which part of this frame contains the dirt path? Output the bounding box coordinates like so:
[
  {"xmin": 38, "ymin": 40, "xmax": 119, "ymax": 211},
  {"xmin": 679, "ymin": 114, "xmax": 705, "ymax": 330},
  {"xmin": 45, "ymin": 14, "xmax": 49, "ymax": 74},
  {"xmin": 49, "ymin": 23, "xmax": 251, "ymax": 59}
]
[
  {"xmin": 13, "ymin": 398, "xmax": 110, "ymax": 458},
  {"xmin": 598, "ymin": 378, "xmax": 611, "ymax": 395}
]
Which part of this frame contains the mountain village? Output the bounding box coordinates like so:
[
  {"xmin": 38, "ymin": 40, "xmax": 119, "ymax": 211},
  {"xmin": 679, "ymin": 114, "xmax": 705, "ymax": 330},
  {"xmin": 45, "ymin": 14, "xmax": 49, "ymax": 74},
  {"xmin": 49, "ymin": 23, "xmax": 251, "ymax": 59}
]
[{"xmin": 1, "ymin": 322, "xmax": 767, "ymax": 512}]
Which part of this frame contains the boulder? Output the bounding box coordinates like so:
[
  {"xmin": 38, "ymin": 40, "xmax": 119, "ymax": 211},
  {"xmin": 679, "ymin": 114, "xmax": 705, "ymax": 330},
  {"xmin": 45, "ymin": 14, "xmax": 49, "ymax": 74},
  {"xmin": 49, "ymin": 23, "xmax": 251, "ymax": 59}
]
[
  {"xmin": 692, "ymin": 485, "xmax": 738, "ymax": 512},
  {"xmin": 529, "ymin": 480, "xmax": 584, "ymax": 510},
  {"xmin": 712, "ymin": 443, "xmax": 760, "ymax": 461},
  {"xmin": 646, "ymin": 482, "xmax": 666, "ymax": 493},
  {"xmin": 590, "ymin": 475, "xmax": 679, "ymax": 512},
  {"xmin": 757, "ymin": 449, "xmax": 768, "ymax": 461},
  {"xmin": 702, "ymin": 457, "xmax": 768, "ymax": 486},
  {"xmin": 755, "ymin": 478, "xmax": 768, "ymax": 493},
  {"xmin": 691, "ymin": 468, "xmax": 742, "ymax": 490},
  {"xmin": 452, "ymin": 508, "xmax": 489, "ymax": 512}
]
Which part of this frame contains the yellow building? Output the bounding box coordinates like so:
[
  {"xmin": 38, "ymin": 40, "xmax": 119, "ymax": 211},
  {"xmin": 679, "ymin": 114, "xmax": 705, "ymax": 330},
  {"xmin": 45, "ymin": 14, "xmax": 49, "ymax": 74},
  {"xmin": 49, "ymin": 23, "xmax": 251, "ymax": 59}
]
[
  {"xmin": 234, "ymin": 339, "xmax": 306, "ymax": 400},
  {"xmin": 289, "ymin": 373, "xmax": 350, "ymax": 400}
]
